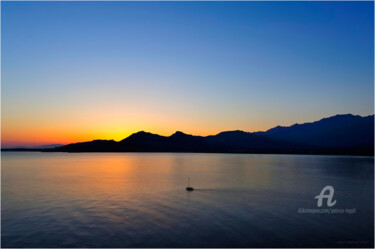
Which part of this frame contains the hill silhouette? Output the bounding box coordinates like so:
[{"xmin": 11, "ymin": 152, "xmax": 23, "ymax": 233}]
[
  {"xmin": 255, "ymin": 114, "xmax": 374, "ymax": 154},
  {"xmin": 3, "ymin": 114, "xmax": 374, "ymax": 155}
]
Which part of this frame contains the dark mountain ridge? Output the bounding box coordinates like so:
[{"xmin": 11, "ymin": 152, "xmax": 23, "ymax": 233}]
[
  {"xmin": 255, "ymin": 114, "xmax": 374, "ymax": 153},
  {"xmin": 3, "ymin": 114, "xmax": 374, "ymax": 155}
]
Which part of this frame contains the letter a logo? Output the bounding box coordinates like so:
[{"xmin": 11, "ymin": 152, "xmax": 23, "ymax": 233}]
[{"xmin": 315, "ymin": 186, "xmax": 337, "ymax": 207}]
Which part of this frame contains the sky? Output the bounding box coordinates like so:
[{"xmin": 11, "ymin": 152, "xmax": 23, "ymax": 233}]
[{"xmin": 1, "ymin": 1, "xmax": 374, "ymax": 147}]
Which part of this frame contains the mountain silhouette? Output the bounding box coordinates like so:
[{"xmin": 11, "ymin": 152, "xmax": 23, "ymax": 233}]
[
  {"xmin": 255, "ymin": 114, "xmax": 374, "ymax": 154},
  {"xmin": 51, "ymin": 130, "xmax": 301, "ymax": 153},
  {"xmin": 3, "ymin": 114, "xmax": 374, "ymax": 155}
]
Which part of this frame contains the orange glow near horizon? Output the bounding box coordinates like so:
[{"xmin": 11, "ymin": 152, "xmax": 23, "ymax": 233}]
[
  {"xmin": 1, "ymin": 125, "xmax": 255, "ymax": 147},
  {"xmin": 1, "ymin": 113, "xmax": 275, "ymax": 147},
  {"xmin": 2, "ymin": 99, "xmax": 283, "ymax": 147},
  {"xmin": 3, "ymin": 101, "xmax": 369, "ymax": 147},
  {"xmin": 2, "ymin": 90, "xmax": 367, "ymax": 147},
  {"xmin": 2, "ymin": 110, "xmax": 359, "ymax": 147}
]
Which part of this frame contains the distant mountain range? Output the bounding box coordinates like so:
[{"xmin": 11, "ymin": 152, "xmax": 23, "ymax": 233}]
[
  {"xmin": 2, "ymin": 114, "xmax": 374, "ymax": 155},
  {"xmin": 1, "ymin": 144, "xmax": 64, "ymax": 151}
]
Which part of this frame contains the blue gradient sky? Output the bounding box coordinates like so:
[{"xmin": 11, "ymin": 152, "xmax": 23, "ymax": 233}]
[{"xmin": 2, "ymin": 1, "xmax": 374, "ymax": 146}]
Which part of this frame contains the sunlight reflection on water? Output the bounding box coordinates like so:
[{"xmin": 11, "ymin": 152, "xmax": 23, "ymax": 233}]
[{"xmin": 2, "ymin": 152, "xmax": 374, "ymax": 247}]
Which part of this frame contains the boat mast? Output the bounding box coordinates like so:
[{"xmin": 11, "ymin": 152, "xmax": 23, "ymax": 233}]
[{"xmin": 188, "ymin": 177, "xmax": 190, "ymax": 187}]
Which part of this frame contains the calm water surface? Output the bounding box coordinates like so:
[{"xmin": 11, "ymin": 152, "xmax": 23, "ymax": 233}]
[{"xmin": 2, "ymin": 152, "xmax": 374, "ymax": 247}]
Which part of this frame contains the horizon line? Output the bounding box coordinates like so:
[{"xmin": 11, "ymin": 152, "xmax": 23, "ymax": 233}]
[{"xmin": 2, "ymin": 113, "xmax": 373, "ymax": 148}]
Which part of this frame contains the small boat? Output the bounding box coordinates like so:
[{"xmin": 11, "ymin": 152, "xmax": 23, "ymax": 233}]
[{"xmin": 186, "ymin": 177, "xmax": 194, "ymax": 191}]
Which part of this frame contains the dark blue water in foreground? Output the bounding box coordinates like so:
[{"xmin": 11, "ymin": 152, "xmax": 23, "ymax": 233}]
[{"xmin": 2, "ymin": 152, "xmax": 374, "ymax": 248}]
